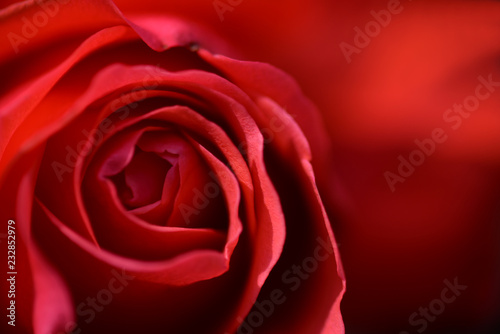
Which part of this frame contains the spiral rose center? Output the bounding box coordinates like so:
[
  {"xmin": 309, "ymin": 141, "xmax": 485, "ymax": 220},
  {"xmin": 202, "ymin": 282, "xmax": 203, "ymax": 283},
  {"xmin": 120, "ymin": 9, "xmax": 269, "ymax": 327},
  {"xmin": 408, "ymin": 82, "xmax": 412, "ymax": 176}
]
[
  {"xmin": 96, "ymin": 127, "xmax": 227, "ymax": 229},
  {"xmin": 110, "ymin": 147, "xmax": 173, "ymax": 210}
]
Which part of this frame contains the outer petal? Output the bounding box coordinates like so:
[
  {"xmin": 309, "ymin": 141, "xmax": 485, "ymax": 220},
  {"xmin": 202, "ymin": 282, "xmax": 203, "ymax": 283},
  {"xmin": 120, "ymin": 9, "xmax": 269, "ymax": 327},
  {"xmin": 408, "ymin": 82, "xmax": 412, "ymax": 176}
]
[{"xmin": 0, "ymin": 148, "xmax": 75, "ymax": 334}]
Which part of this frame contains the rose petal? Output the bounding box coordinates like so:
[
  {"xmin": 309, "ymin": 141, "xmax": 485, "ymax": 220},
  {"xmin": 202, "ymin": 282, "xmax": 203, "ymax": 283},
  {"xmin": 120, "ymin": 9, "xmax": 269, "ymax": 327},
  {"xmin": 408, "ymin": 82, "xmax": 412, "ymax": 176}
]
[{"xmin": 0, "ymin": 147, "xmax": 75, "ymax": 333}]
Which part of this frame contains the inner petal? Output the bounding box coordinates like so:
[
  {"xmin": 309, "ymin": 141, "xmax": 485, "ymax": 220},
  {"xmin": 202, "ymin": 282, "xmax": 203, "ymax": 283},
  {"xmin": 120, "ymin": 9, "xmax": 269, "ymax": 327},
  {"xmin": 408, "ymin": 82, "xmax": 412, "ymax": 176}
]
[{"xmin": 110, "ymin": 147, "xmax": 172, "ymax": 209}]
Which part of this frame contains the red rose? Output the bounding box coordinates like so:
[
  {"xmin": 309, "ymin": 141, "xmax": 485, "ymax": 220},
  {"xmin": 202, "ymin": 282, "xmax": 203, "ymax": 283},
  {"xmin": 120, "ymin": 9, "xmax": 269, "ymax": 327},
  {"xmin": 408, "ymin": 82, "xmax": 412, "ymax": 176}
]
[{"xmin": 0, "ymin": 1, "xmax": 344, "ymax": 333}]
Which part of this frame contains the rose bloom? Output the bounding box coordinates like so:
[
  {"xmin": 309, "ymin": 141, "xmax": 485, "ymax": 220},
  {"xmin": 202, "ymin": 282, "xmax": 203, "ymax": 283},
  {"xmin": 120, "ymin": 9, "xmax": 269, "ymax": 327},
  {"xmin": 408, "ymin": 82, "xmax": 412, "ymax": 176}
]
[
  {"xmin": 2, "ymin": 0, "xmax": 500, "ymax": 333},
  {"xmin": 0, "ymin": 1, "xmax": 344, "ymax": 334}
]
